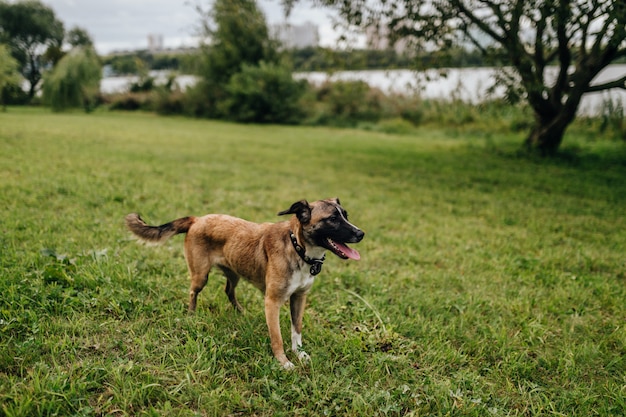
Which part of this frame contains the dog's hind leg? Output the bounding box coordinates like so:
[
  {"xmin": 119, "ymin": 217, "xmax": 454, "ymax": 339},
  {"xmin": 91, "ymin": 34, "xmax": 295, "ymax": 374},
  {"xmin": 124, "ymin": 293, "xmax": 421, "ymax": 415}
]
[
  {"xmin": 188, "ymin": 269, "xmax": 209, "ymax": 312},
  {"xmin": 185, "ymin": 244, "xmax": 211, "ymax": 312},
  {"xmin": 219, "ymin": 266, "xmax": 243, "ymax": 312}
]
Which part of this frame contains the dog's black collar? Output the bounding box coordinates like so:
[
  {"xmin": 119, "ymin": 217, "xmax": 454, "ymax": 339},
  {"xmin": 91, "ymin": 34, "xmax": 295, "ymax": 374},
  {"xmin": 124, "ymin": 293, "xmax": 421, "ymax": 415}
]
[{"xmin": 289, "ymin": 231, "xmax": 325, "ymax": 276}]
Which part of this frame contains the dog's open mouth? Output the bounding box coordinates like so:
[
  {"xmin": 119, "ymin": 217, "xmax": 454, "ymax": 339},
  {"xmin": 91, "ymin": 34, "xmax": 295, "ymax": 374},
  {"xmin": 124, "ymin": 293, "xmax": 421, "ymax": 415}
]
[{"xmin": 326, "ymin": 238, "xmax": 361, "ymax": 260}]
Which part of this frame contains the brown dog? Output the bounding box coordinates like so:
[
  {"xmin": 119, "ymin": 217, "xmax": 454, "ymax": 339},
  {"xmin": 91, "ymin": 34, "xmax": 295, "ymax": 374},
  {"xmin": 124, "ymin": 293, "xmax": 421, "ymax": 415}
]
[{"xmin": 125, "ymin": 198, "xmax": 364, "ymax": 369}]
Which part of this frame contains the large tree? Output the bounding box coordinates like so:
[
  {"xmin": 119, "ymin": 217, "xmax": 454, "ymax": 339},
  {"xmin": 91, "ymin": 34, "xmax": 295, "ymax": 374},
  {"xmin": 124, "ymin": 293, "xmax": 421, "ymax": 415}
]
[
  {"xmin": 286, "ymin": 0, "xmax": 626, "ymax": 154},
  {"xmin": 0, "ymin": 0, "xmax": 64, "ymax": 99},
  {"xmin": 192, "ymin": 0, "xmax": 282, "ymax": 117},
  {"xmin": 42, "ymin": 47, "xmax": 101, "ymax": 113}
]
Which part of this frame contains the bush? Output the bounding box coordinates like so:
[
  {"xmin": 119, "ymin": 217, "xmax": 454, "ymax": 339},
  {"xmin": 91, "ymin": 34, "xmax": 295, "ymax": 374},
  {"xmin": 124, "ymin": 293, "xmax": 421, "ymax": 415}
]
[
  {"xmin": 42, "ymin": 47, "xmax": 101, "ymax": 112},
  {"xmin": 308, "ymin": 80, "xmax": 384, "ymax": 126},
  {"xmin": 599, "ymin": 97, "xmax": 625, "ymax": 140},
  {"xmin": 180, "ymin": 81, "xmax": 216, "ymax": 117},
  {"xmin": 154, "ymin": 89, "xmax": 185, "ymax": 115},
  {"xmin": 105, "ymin": 92, "xmax": 153, "ymax": 111},
  {"xmin": 1, "ymin": 82, "xmax": 29, "ymax": 106},
  {"xmin": 219, "ymin": 62, "xmax": 307, "ymax": 124},
  {"xmin": 128, "ymin": 76, "xmax": 155, "ymax": 93}
]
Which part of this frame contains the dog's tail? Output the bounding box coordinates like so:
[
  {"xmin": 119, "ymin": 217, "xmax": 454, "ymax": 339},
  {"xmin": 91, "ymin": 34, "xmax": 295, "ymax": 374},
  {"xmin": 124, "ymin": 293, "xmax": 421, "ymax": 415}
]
[{"xmin": 125, "ymin": 213, "xmax": 195, "ymax": 244}]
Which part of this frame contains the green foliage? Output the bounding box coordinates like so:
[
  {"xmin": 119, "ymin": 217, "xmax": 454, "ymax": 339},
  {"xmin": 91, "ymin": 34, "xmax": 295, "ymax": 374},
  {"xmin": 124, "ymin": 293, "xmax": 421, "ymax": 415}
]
[
  {"xmin": 103, "ymin": 51, "xmax": 196, "ymax": 75},
  {"xmin": 289, "ymin": 46, "xmax": 485, "ymax": 72},
  {"xmin": 305, "ymin": 80, "xmax": 384, "ymax": 126},
  {"xmin": 42, "ymin": 47, "xmax": 102, "ymax": 112},
  {"xmin": 599, "ymin": 97, "xmax": 625, "ymax": 140},
  {"xmin": 105, "ymin": 92, "xmax": 153, "ymax": 111},
  {"xmin": 220, "ymin": 62, "xmax": 307, "ymax": 123},
  {"xmin": 153, "ymin": 89, "xmax": 185, "ymax": 115},
  {"xmin": 290, "ymin": 47, "xmax": 411, "ymax": 71},
  {"xmin": 190, "ymin": 0, "xmax": 284, "ymax": 118},
  {"xmin": 0, "ymin": 43, "xmax": 21, "ymax": 110},
  {"xmin": 65, "ymin": 26, "xmax": 94, "ymax": 48},
  {"xmin": 128, "ymin": 75, "xmax": 155, "ymax": 93},
  {"xmin": 102, "ymin": 46, "xmax": 490, "ymax": 74},
  {"xmin": 0, "ymin": 108, "xmax": 625, "ymax": 416},
  {"xmin": 107, "ymin": 55, "xmax": 142, "ymax": 75},
  {"xmin": 197, "ymin": 0, "xmax": 280, "ymax": 84},
  {"xmin": 0, "ymin": 0, "xmax": 64, "ymax": 98}
]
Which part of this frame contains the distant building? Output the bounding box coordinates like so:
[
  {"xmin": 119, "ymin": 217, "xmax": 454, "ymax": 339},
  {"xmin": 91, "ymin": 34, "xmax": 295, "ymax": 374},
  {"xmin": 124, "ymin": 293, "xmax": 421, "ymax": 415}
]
[
  {"xmin": 271, "ymin": 22, "xmax": 319, "ymax": 49},
  {"xmin": 148, "ymin": 34, "xmax": 164, "ymax": 52}
]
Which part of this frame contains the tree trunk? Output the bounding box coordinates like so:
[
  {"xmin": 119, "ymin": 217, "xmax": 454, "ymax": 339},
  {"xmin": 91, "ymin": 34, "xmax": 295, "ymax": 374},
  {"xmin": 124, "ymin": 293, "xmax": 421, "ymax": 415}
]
[
  {"xmin": 525, "ymin": 92, "xmax": 582, "ymax": 155},
  {"xmin": 525, "ymin": 114, "xmax": 570, "ymax": 155}
]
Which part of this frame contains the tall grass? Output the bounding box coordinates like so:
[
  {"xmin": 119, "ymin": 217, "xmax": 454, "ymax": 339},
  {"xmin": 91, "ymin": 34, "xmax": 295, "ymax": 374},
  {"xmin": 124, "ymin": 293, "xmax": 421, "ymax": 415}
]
[{"xmin": 1, "ymin": 108, "xmax": 625, "ymax": 416}]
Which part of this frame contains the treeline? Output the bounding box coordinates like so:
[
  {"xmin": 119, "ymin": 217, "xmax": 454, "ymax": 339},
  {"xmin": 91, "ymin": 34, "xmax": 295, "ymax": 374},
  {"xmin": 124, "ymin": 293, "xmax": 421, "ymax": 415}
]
[
  {"xmin": 102, "ymin": 50, "xmax": 198, "ymax": 75},
  {"xmin": 103, "ymin": 46, "xmax": 490, "ymax": 76},
  {"xmin": 291, "ymin": 46, "xmax": 486, "ymax": 71},
  {"xmin": 104, "ymin": 45, "xmax": 626, "ymax": 77}
]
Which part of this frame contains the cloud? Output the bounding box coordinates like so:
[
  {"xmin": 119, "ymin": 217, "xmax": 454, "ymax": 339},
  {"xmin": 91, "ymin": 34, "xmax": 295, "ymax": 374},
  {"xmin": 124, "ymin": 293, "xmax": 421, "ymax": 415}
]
[{"xmin": 42, "ymin": 0, "xmax": 341, "ymax": 54}]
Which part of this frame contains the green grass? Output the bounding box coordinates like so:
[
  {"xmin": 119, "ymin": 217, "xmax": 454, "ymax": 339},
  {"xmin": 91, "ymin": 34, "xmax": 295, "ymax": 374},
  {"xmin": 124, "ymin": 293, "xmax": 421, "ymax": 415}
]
[{"xmin": 1, "ymin": 107, "xmax": 625, "ymax": 416}]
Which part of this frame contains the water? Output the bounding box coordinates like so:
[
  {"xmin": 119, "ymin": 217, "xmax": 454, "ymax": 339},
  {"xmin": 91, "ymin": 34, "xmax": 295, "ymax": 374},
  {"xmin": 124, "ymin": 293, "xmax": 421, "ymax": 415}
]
[{"xmin": 101, "ymin": 65, "xmax": 626, "ymax": 116}]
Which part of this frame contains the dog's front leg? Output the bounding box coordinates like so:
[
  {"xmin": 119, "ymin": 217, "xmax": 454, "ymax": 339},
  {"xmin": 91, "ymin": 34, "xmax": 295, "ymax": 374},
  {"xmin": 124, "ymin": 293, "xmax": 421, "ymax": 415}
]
[
  {"xmin": 264, "ymin": 294, "xmax": 293, "ymax": 369},
  {"xmin": 290, "ymin": 292, "xmax": 309, "ymax": 362}
]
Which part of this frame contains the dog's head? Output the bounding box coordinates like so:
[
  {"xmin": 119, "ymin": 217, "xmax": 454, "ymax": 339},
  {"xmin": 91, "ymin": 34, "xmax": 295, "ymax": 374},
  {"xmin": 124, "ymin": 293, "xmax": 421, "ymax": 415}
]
[{"xmin": 278, "ymin": 198, "xmax": 364, "ymax": 260}]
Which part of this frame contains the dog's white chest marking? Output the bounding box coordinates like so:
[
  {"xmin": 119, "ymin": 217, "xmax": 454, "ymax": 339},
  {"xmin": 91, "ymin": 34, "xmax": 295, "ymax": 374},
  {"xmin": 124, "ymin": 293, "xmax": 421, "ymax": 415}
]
[{"xmin": 287, "ymin": 268, "xmax": 315, "ymax": 296}]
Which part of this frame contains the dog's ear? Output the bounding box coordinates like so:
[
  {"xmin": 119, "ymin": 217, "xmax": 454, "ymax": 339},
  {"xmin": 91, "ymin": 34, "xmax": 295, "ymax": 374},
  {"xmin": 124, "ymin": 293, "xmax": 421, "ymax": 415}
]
[
  {"xmin": 278, "ymin": 200, "xmax": 311, "ymax": 224},
  {"xmin": 330, "ymin": 197, "xmax": 341, "ymax": 205}
]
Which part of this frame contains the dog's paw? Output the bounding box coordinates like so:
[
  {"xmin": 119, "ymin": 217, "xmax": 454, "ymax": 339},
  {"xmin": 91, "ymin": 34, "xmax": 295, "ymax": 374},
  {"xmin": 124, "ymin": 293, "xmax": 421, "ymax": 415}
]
[
  {"xmin": 296, "ymin": 350, "xmax": 310, "ymax": 362},
  {"xmin": 282, "ymin": 361, "xmax": 295, "ymax": 370}
]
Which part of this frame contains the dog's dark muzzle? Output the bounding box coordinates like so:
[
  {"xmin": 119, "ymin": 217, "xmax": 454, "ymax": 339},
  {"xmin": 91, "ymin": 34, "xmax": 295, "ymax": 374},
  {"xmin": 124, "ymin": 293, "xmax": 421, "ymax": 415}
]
[
  {"xmin": 349, "ymin": 228, "xmax": 365, "ymax": 243},
  {"xmin": 322, "ymin": 224, "xmax": 364, "ymax": 260}
]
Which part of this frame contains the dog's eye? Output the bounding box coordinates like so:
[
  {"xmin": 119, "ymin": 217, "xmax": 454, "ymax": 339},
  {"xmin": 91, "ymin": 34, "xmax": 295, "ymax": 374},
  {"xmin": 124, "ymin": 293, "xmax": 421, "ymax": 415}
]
[{"xmin": 328, "ymin": 215, "xmax": 338, "ymax": 222}]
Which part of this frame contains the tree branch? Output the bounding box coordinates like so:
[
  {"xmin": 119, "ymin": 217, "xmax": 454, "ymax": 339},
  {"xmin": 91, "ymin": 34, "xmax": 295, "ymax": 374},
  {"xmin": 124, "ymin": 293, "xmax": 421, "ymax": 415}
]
[
  {"xmin": 463, "ymin": 26, "xmax": 489, "ymax": 55},
  {"xmin": 552, "ymin": 0, "xmax": 572, "ymax": 101},
  {"xmin": 533, "ymin": 4, "xmax": 548, "ymax": 69},
  {"xmin": 577, "ymin": 1, "xmax": 601, "ymax": 59},
  {"xmin": 590, "ymin": 8, "xmax": 615, "ymax": 58},
  {"xmin": 449, "ymin": 0, "xmax": 506, "ymax": 45},
  {"xmin": 585, "ymin": 76, "xmax": 626, "ymax": 93}
]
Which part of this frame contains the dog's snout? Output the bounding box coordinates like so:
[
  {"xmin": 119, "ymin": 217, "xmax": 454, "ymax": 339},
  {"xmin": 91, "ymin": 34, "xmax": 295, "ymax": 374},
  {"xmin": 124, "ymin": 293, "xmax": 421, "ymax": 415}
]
[{"xmin": 355, "ymin": 229, "xmax": 365, "ymax": 242}]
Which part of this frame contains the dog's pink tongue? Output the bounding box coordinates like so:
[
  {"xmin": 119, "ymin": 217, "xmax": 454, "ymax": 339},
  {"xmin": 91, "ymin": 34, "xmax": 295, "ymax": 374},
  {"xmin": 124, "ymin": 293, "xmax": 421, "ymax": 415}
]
[{"xmin": 336, "ymin": 242, "xmax": 361, "ymax": 260}]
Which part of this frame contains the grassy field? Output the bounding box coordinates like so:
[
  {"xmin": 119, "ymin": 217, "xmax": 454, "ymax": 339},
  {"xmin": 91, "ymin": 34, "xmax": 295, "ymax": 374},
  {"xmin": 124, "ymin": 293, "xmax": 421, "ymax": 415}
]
[{"xmin": 1, "ymin": 107, "xmax": 625, "ymax": 416}]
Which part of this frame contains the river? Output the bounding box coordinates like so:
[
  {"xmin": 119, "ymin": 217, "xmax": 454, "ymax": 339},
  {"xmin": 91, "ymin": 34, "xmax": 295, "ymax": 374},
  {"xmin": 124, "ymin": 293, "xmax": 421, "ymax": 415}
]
[{"xmin": 101, "ymin": 65, "xmax": 626, "ymax": 116}]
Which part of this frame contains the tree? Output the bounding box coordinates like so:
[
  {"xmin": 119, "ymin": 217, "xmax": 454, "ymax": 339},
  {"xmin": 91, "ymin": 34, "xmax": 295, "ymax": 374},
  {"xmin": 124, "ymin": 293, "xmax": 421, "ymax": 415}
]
[
  {"xmin": 66, "ymin": 26, "xmax": 94, "ymax": 49},
  {"xmin": 0, "ymin": 43, "xmax": 21, "ymax": 110},
  {"xmin": 0, "ymin": 0, "xmax": 64, "ymax": 99},
  {"xmin": 192, "ymin": 0, "xmax": 282, "ymax": 117},
  {"xmin": 42, "ymin": 47, "xmax": 101, "ymax": 112},
  {"xmin": 286, "ymin": 0, "xmax": 626, "ymax": 154}
]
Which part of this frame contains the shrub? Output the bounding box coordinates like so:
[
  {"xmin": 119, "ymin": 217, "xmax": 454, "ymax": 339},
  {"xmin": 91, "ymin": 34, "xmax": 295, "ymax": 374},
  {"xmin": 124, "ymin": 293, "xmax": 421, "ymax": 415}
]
[
  {"xmin": 220, "ymin": 62, "xmax": 307, "ymax": 124},
  {"xmin": 1, "ymin": 82, "xmax": 29, "ymax": 106},
  {"xmin": 105, "ymin": 92, "xmax": 153, "ymax": 111},
  {"xmin": 154, "ymin": 89, "xmax": 185, "ymax": 115},
  {"xmin": 42, "ymin": 47, "xmax": 101, "ymax": 112},
  {"xmin": 128, "ymin": 75, "xmax": 155, "ymax": 93},
  {"xmin": 181, "ymin": 81, "xmax": 216, "ymax": 117},
  {"xmin": 0, "ymin": 43, "xmax": 21, "ymax": 110},
  {"xmin": 309, "ymin": 80, "xmax": 384, "ymax": 126},
  {"xmin": 599, "ymin": 97, "xmax": 625, "ymax": 140}
]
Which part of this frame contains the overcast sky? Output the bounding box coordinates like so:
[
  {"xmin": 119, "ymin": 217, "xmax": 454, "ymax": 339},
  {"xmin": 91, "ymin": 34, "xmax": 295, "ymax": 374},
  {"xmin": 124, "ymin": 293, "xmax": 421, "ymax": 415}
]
[{"xmin": 39, "ymin": 0, "xmax": 341, "ymax": 54}]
